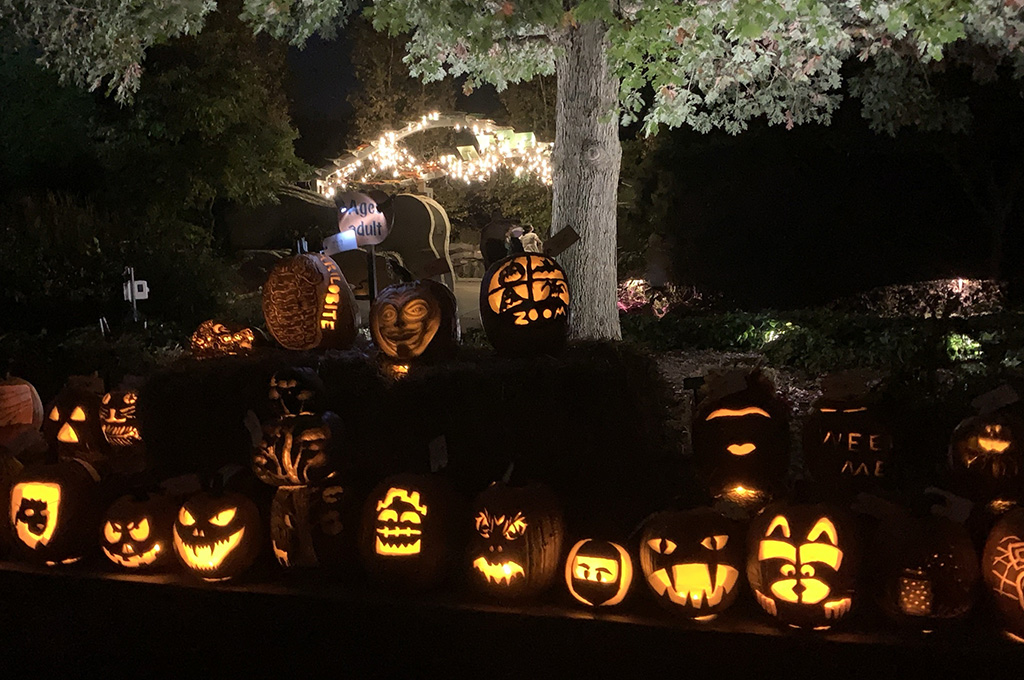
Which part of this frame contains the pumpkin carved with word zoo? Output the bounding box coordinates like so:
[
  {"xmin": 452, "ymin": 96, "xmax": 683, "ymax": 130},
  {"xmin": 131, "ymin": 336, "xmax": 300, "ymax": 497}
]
[
  {"xmin": 468, "ymin": 482, "xmax": 565, "ymax": 599},
  {"xmin": 42, "ymin": 386, "xmax": 107, "ymax": 466},
  {"xmin": 565, "ymin": 539, "xmax": 633, "ymax": 608},
  {"xmin": 638, "ymin": 509, "xmax": 744, "ymax": 618},
  {"xmin": 359, "ymin": 474, "xmax": 461, "ymax": 591},
  {"xmin": 263, "ymin": 253, "xmax": 358, "ymax": 351},
  {"xmin": 173, "ymin": 491, "xmax": 262, "ymax": 581},
  {"xmin": 101, "ymin": 492, "xmax": 176, "ymax": 571},
  {"xmin": 370, "ymin": 280, "xmax": 459, "ymax": 364},
  {"xmin": 803, "ymin": 398, "xmax": 893, "ymax": 496},
  {"xmin": 949, "ymin": 412, "xmax": 1024, "ymax": 503},
  {"xmin": 747, "ymin": 502, "xmax": 858, "ymax": 629},
  {"xmin": 983, "ymin": 508, "xmax": 1024, "ymax": 639},
  {"xmin": 479, "ymin": 254, "xmax": 570, "ymax": 357}
]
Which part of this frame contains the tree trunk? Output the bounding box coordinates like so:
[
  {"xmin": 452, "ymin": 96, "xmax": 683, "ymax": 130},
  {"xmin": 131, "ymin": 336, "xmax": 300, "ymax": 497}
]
[{"xmin": 552, "ymin": 20, "xmax": 622, "ymax": 341}]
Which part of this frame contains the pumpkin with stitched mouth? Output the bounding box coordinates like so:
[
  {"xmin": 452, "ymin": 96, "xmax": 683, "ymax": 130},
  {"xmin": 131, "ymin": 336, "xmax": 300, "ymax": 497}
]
[
  {"xmin": 949, "ymin": 412, "xmax": 1024, "ymax": 503},
  {"xmin": 638, "ymin": 509, "xmax": 744, "ymax": 618},
  {"xmin": 101, "ymin": 492, "xmax": 176, "ymax": 571},
  {"xmin": 173, "ymin": 491, "xmax": 262, "ymax": 582}
]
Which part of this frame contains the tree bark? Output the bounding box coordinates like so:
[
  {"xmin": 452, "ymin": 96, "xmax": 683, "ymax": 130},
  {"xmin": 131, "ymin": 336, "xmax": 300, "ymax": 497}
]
[{"xmin": 552, "ymin": 19, "xmax": 622, "ymax": 340}]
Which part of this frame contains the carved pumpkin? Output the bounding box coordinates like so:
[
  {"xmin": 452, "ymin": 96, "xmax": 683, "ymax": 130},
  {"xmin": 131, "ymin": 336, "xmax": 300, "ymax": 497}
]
[
  {"xmin": 468, "ymin": 482, "xmax": 565, "ymax": 599},
  {"xmin": 638, "ymin": 509, "xmax": 744, "ymax": 619},
  {"xmin": 949, "ymin": 412, "xmax": 1024, "ymax": 503},
  {"xmin": 307, "ymin": 482, "xmax": 357, "ymax": 572},
  {"xmin": 190, "ymin": 320, "xmax": 262, "ymax": 359},
  {"xmin": 479, "ymin": 253, "xmax": 570, "ymax": 357},
  {"xmin": 803, "ymin": 398, "xmax": 893, "ymax": 496},
  {"xmin": 263, "ymin": 253, "xmax": 358, "ymax": 351},
  {"xmin": 565, "ymin": 538, "xmax": 634, "ymax": 608},
  {"xmin": 359, "ymin": 473, "xmax": 461, "ymax": 591},
  {"xmin": 746, "ymin": 502, "xmax": 858, "ymax": 629},
  {"xmin": 270, "ymin": 485, "xmax": 318, "ymax": 568},
  {"xmin": 983, "ymin": 508, "xmax": 1024, "ymax": 639},
  {"xmin": 101, "ymin": 492, "xmax": 176, "ymax": 571},
  {"xmin": 0, "ymin": 376, "xmax": 43, "ymax": 447},
  {"xmin": 100, "ymin": 391, "xmax": 143, "ymax": 449},
  {"xmin": 370, "ymin": 280, "xmax": 460, "ymax": 363},
  {"xmin": 872, "ymin": 513, "xmax": 979, "ymax": 629},
  {"xmin": 42, "ymin": 386, "xmax": 107, "ymax": 466},
  {"xmin": 268, "ymin": 367, "xmax": 325, "ymax": 418},
  {"xmin": 692, "ymin": 374, "xmax": 789, "ymax": 503},
  {"xmin": 253, "ymin": 412, "xmax": 342, "ymax": 487},
  {"xmin": 173, "ymin": 491, "xmax": 262, "ymax": 582},
  {"xmin": 9, "ymin": 459, "xmax": 101, "ymax": 565}
]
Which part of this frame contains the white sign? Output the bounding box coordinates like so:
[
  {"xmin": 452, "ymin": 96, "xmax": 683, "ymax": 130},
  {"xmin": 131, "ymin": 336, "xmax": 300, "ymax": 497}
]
[
  {"xmin": 336, "ymin": 192, "xmax": 390, "ymax": 246},
  {"xmin": 322, "ymin": 229, "xmax": 359, "ymax": 255},
  {"xmin": 123, "ymin": 280, "xmax": 149, "ymax": 301}
]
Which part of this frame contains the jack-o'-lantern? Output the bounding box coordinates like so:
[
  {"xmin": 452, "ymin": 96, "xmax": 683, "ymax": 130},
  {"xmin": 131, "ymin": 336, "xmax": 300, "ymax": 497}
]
[
  {"xmin": 268, "ymin": 367, "xmax": 325, "ymax": 418},
  {"xmin": 370, "ymin": 280, "xmax": 459, "ymax": 363},
  {"xmin": 747, "ymin": 502, "xmax": 858, "ymax": 629},
  {"xmin": 101, "ymin": 492, "xmax": 176, "ymax": 571},
  {"xmin": 983, "ymin": 508, "xmax": 1024, "ymax": 639},
  {"xmin": 565, "ymin": 539, "xmax": 633, "ymax": 607},
  {"xmin": 9, "ymin": 459, "xmax": 101, "ymax": 565},
  {"xmin": 42, "ymin": 386, "xmax": 106, "ymax": 465},
  {"xmin": 804, "ymin": 398, "xmax": 893, "ymax": 496},
  {"xmin": 359, "ymin": 474, "xmax": 461, "ymax": 591},
  {"xmin": 189, "ymin": 320, "xmax": 262, "ymax": 359},
  {"xmin": 100, "ymin": 391, "xmax": 143, "ymax": 448},
  {"xmin": 253, "ymin": 412, "xmax": 342, "ymax": 487},
  {"xmin": 872, "ymin": 513, "xmax": 979, "ymax": 629},
  {"xmin": 173, "ymin": 491, "xmax": 262, "ymax": 582},
  {"xmin": 949, "ymin": 412, "xmax": 1024, "ymax": 503},
  {"xmin": 308, "ymin": 483, "xmax": 357, "ymax": 572},
  {"xmin": 263, "ymin": 253, "xmax": 358, "ymax": 351},
  {"xmin": 468, "ymin": 482, "xmax": 565, "ymax": 599},
  {"xmin": 0, "ymin": 376, "xmax": 43, "ymax": 447},
  {"xmin": 270, "ymin": 486, "xmax": 318, "ymax": 568},
  {"xmin": 692, "ymin": 373, "xmax": 789, "ymax": 502},
  {"xmin": 638, "ymin": 509, "xmax": 744, "ymax": 618},
  {"xmin": 479, "ymin": 254, "xmax": 570, "ymax": 357}
]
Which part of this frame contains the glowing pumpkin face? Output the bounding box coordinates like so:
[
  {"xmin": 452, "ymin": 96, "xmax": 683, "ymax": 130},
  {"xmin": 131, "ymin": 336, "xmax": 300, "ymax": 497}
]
[
  {"xmin": 983, "ymin": 508, "xmax": 1024, "ymax": 639},
  {"xmin": 468, "ymin": 482, "xmax": 565, "ymax": 599},
  {"xmin": 479, "ymin": 254, "xmax": 570, "ymax": 357},
  {"xmin": 42, "ymin": 387, "xmax": 106, "ymax": 463},
  {"xmin": 189, "ymin": 320, "xmax": 261, "ymax": 359},
  {"xmin": 9, "ymin": 459, "xmax": 100, "ymax": 565},
  {"xmin": 101, "ymin": 494, "xmax": 175, "ymax": 571},
  {"xmin": 747, "ymin": 503, "xmax": 857, "ymax": 629},
  {"xmin": 263, "ymin": 253, "xmax": 359, "ymax": 351},
  {"xmin": 638, "ymin": 509, "xmax": 744, "ymax": 618},
  {"xmin": 253, "ymin": 413, "xmax": 342, "ymax": 487},
  {"xmin": 100, "ymin": 391, "xmax": 142, "ymax": 448},
  {"xmin": 173, "ymin": 491, "xmax": 261, "ymax": 582},
  {"xmin": 804, "ymin": 399, "xmax": 892, "ymax": 496},
  {"xmin": 949, "ymin": 413, "xmax": 1024, "ymax": 503},
  {"xmin": 370, "ymin": 280, "xmax": 459, "ymax": 363},
  {"xmin": 565, "ymin": 539, "xmax": 633, "ymax": 607},
  {"xmin": 268, "ymin": 367, "xmax": 325, "ymax": 418}
]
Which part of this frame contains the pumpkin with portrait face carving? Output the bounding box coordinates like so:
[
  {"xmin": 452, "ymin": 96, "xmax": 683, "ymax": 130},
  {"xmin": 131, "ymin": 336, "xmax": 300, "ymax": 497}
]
[
  {"xmin": 468, "ymin": 482, "xmax": 565, "ymax": 599},
  {"xmin": 42, "ymin": 386, "xmax": 107, "ymax": 467},
  {"xmin": 253, "ymin": 412, "xmax": 342, "ymax": 487},
  {"xmin": 190, "ymin": 320, "xmax": 263, "ymax": 359},
  {"xmin": 479, "ymin": 254, "xmax": 570, "ymax": 357},
  {"xmin": 949, "ymin": 412, "xmax": 1024, "ymax": 504},
  {"xmin": 173, "ymin": 490, "xmax": 262, "ymax": 582},
  {"xmin": 263, "ymin": 253, "xmax": 358, "ymax": 351},
  {"xmin": 804, "ymin": 398, "xmax": 893, "ymax": 496},
  {"xmin": 101, "ymin": 492, "xmax": 176, "ymax": 571},
  {"xmin": 983, "ymin": 508, "xmax": 1024, "ymax": 639},
  {"xmin": 746, "ymin": 502, "xmax": 858, "ymax": 629},
  {"xmin": 638, "ymin": 509, "xmax": 744, "ymax": 618},
  {"xmin": 565, "ymin": 538, "xmax": 633, "ymax": 608},
  {"xmin": 370, "ymin": 280, "xmax": 459, "ymax": 364}
]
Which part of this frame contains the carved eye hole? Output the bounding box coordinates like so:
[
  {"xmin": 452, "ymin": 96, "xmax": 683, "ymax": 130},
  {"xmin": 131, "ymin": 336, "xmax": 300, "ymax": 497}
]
[
  {"xmin": 398, "ymin": 511, "xmax": 422, "ymax": 524},
  {"xmin": 378, "ymin": 509, "xmax": 398, "ymax": 523},
  {"xmin": 49, "ymin": 407, "xmax": 60, "ymax": 421},
  {"xmin": 780, "ymin": 564, "xmax": 796, "ymax": 577},
  {"xmin": 474, "ymin": 511, "xmax": 495, "ymax": 538},
  {"xmin": 403, "ymin": 300, "xmax": 429, "ymax": 321},
  {"xmin": 647, "ymin": 538, "xmax": 677, "ymax": 554},
  {"xmin": 503, "ymin": 514, "xmax": 527, "ymax": 541},
  {"xmin": 124, "ymin": 392, "xmax": 138, "ymax": 405},
  {"xmin": 210, "ymin": 508, "xmax": 237, "ymax": 526},
  {"xmin": 701, "ymin": 535, "xmax": 729, "ymax": 550},
  {"xmin": 380, "ymin": 305, "xmax": 398, "ymax": 324},
  {"xmin": 102, "ymin": 394, "xmax": 112, "ymax": 405},
  {"xmin": 70, "ymin": 406, "xmax": 87, "ymax": 421},
  {"xmin": 129, "ymin": 518, "xmax": 150, "ymax": 541},
  {"xmin": 104, "ymin": 522, "xmax": 123, "ymax": 543},
  {"xmin": 179, "ymin": 508, "xmax": 196, "ymax": 526}
]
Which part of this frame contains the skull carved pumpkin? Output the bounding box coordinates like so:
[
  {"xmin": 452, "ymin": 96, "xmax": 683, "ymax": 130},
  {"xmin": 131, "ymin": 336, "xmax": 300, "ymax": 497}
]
[
  {"xmin": 190, "ymin": 320, "xmax": 262, "ymax": 359},
  {"xmin": 804, "ymin": 398, "xmax": 893, "ymax": 496},
  {"xmin": 253, "ymin": 412, "xmax": 342, "ymax": 487},
  {"xmin": 370, "ymin": 280, "xmax": 460, "ymax": 364},
  {"xmin": 42, "ymin": 386, "xmax": 107, "ymax": 467},
  {"xmin": 638, "ymin": 509, "xmax": 744, "ymax": 618},
  {"xmin": 479, "ymin": 254, "xmax": 570, "ymax": 357},
  {"xmin": 468, "ymin": 482, "xmax": 565, "ymax": 599},
  {"xmin": 263, "ymin": 253, "xmax": 359, "ymax": 351},
  {"xmin": 983, "ymin": 508, "xmax": 1024, "ymax": 639},
  {"xmin": 173, "ymin": 491, "xmax": 262, "ymax": 582},
  {"xmin": 949, "ymin": 412, "xmax": 1024, "ymax": 504},
  {"xmin": 101, "ymin": 492, "xmax": 176, "ymax": 571},
  {"xmin": 565, "ymin": 539, "xmax": 634, "ymax": 608},
  {"xmin": 746, "ymin": 502, "xmax": 858, "ymax": 629}
]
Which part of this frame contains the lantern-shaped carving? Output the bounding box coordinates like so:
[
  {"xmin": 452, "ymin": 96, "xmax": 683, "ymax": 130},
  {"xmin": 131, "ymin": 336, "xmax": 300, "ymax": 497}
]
[
  {"xmin": 189, "ymin": 320, "xmax": 262, "ymax": 359},
  {"xmin": 0, "ymin": 376, "xmax": 43, "ymax": 447},
  {"xmin": 468, "ymin": 482, "xmax": 565, "ymax": 599},
  {"xmin": 359, "ymin": 474, "xmax": 461, "ymax": 591},
  {"xmin": 479, "ymin": 254, "xmax": 570, "ymax": 357},
  {"xmin": 253, "ymin": 412, "xmax": 342, "ymax": 487},
  {"xmin": 173, "ymin": 491, "xmax": 262, "ymax": 582},
  {"xmin": 565, "ymin": 539, "xmax": 634, "ymax": 607},
  {"xmin": 263, "ymin": 253, "xmax": 358, "ymax": 351},
  {"xmin": 9, "ymin": 459, "xmax": 101, "ymax": 565},
  {"xmin": 42, "ymin": 386, "xmax": 107, "ymax": 466},
  {"xmin": 638, "ymin": 509, "xmax": 744, "ymax": 618},
  {"xmin": 872, "ymin": 513, "xmax": 979, "ymax": 628},
  {"xmin": 370, "ymin": 280, "xmax": 460, "ymax": 363},
  {"xmin": 983, "ymin": 508, "xmax": 1024, "ymax": 639},
  {"xmin": 949, "ymin": 412, "xmax": 1024, "ymax": 503},
  {"xmin": 804, "ymin": 398, "xmax": 893, "ymax": 496},
  {"xmin": 100, "ymin": 492, "xmax": 176, "ymax": 571},
  {"xmin": 746, "ymin": 502, "xmax": 858, "ymax": 629},
  {"xmin": 268, "ymin": 367, "xmax": 325, "ymax": 418},
  {"xmin": 692, "ymin": 373, "xmax": 789, "ymax": 502}
]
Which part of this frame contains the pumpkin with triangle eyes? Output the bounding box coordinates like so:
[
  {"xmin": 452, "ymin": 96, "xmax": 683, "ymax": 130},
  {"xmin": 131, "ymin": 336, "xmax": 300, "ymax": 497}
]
[
  {"xmin": 949, "ymin": 412, "xmax": 1024, "ymax": 504},
  {"xmin": 173, "ymin": 491, "xmax": 262, "ymax": 582},
  {"xmin": 565, "ymin": 538, "xmax": 634, "ymax": 608},
  {"xmin": 638, "ymin": 509, "xmax": 744, "ymax": 619},
  {"xmin": 746, "ymin": 502, "xmax": 858, "ymax": 629},
  {"xmin": 370, "ymin": 280, "xmax": 459, "ymax": 364},
  {"xmin": 42, "ymin": 386, "xmax": 106, "ymax": 466},
  {"xmin": 479, "ymin": 254, "xmax": 570, "ymax": 357},
  {"xmin": 101, "ymin": 492, "xmax": 176, "ymax": 571}
]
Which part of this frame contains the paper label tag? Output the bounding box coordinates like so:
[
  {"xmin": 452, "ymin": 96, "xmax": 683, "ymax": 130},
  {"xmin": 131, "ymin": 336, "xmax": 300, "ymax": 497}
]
[
  {"xmin": 972, "ymin": 385, "xmax": 1020, "ymax": 415},
  {"xmin": 429, "ymin": 435, "xmax": 449, "ymax": 472}
]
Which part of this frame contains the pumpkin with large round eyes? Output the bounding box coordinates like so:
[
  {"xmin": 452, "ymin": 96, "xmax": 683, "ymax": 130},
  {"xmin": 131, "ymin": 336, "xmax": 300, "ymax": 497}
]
[
  {"xmin": 949, "ymin": 412, "xmax": 1024, "ymax": 504},
  {"xmin": 565, "ymin": 539, "xmax": 633, "ymax": 608},
  {"xmin": 189, "ymin": 320, "xmax": 263, "ymax": 359},
  {"xmin": 370, "ymin": 280, "xmax": 459, "ymax": 363},
  {"xmin": 638, "ymin": 509, "xmax": 744, "ymax": 619},
  {"xmin": 746, "ymin": 502, "xmax": 858, "ymax": 629},
  {"xmin": 803, "ymin": 398, "xmax": 893, "ymax": 496},
  {"xmin": 173, "ymin": 491, "xmax": 262, "ymax": 582},
  {"xmin": 479, "ymin": 254, "xmax": 570, "ymax": 357},
  {"xmin": 468, "ymin": 482, "xmax": 565, "ymax": 599},
  {"xmin": 263, "ymin": 253, "xmax": 359, "ymax": 351},
  {"xmin": 100, "ymin": 492, "xmax": 176, "ymax": 571},
  {"xmin": 983, "ymin": 508, "xmax": 1024, "ymax": 640},
  {"xmin": 42, "ymin": 386, "xmax": 106, "ymax": 465}
]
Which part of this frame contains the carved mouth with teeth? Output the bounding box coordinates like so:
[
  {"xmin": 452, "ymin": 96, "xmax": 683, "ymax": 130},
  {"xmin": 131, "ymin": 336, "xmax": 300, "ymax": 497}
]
[
  {"xmin": 102, "ymin": 424, "xmax": 141, "ymax": 447},
  {"xmin": 375, "ymin": 527, "xmax": 422, "ymax": 556},
  {"xmin": 174, "ymin": 527, "xmax": 245, "ymax": 572},
  {"xmin": 104, "ymin": 543, "xmax": 161, "ymax": 568},
  {"xmin": 473, "ymin": 557, "xmax": 525, "ymax": 585},
  {"xmin": 647, "ymin": 563, "xmax": 739, "ymax": 609}
]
